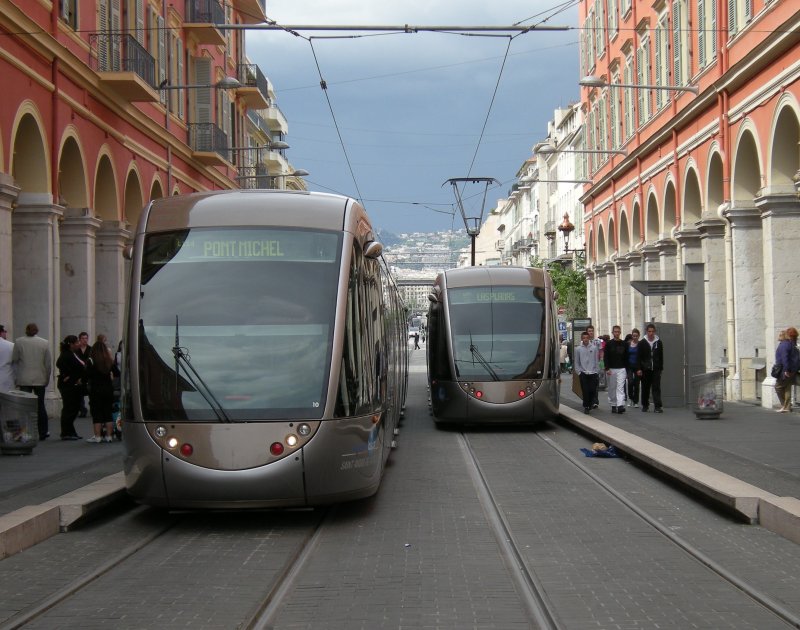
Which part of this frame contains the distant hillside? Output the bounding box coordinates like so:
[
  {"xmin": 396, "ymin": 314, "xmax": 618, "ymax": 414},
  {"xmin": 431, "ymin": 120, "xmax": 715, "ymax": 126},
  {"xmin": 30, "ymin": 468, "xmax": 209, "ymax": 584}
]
[{"xmin": 376, "ymin": 229, "xmax": 402, "ymax": 247}]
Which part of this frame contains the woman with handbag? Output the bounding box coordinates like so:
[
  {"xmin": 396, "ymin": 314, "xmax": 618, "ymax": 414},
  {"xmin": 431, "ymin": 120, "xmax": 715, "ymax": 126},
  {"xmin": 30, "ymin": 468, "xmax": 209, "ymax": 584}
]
[{"xmin": 774, "ymin": 327, "xmax": 800, "ymax": 413}]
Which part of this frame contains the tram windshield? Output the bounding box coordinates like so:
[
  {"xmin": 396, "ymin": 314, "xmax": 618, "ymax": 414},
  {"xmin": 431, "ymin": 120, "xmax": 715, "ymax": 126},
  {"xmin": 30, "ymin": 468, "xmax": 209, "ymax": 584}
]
[
  {"xmin": 447, "ymin": 285, "xmax": 545, "ymax": 381},
  {"xmin": 137, "ymin": 227, "xmax": 342, "ymax": 421}
]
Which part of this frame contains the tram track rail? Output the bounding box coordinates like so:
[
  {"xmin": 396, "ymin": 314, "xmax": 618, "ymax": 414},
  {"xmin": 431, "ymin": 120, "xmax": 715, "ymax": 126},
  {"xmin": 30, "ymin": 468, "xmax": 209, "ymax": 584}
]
[
  {"xmin": 240, "ymin": 507, "xmax": 333, "ymax": 630},
  {"xmin": 459, "ymin": 433, "xmax": 565, "ymax": 630},
  {"xmin": 461, "ymin": 427, "xmax": 800, "ymax": 630},
  {"xmin": 537, "ymin": 432, "xmax": 800, "ymax": 629},
  {"xmin": 0, "ymin": 507, "xmax": 178, "ymax": 630}
]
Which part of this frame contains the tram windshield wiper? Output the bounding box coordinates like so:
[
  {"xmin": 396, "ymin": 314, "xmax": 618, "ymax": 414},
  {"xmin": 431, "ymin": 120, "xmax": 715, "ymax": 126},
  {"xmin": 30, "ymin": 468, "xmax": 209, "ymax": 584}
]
[
  {"xmin": 173, "ymin": 316, "xmax": 231, "ymax": 423},
  {"xmin": 469, "ymin": 334, "xmax": 500, "ymax": 382}
]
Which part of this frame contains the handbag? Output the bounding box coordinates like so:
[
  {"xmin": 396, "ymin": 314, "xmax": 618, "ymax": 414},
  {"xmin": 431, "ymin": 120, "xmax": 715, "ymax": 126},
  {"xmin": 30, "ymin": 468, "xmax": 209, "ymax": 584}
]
[{"xmin": 771, "ymin": 363, "xmax": 783, "ymax": 379}]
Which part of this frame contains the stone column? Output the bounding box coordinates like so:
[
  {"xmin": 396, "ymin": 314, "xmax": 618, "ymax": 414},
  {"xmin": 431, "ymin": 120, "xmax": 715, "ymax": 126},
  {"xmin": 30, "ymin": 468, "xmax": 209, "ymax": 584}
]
[
  {"xmin": 12, "ymin": 193, "xmax": 64, "ymax": 417},
  {"xmin": 585, "ymin": 266, "xmax": 596, "ymax": 325},
  {"xmin": 0, "ymin": 173, "xmax": 20, "ymax": 332},
  {"xmin": 60, "ymin": 208, "xmax": 102, "ymax": 339},
  {"xmin": 697, "ymin": 215, "xmax": 727, "ymax": 378},
  {"xmin": 722, "ymin": 203, "xmax": 764, "ymax": 402},
  {"xmin": 627, "ymin": 251, "xmax": 644, "ymax": 328},
  {"xmin": 595, "ymin": 264, "xmax": 609, "ymax": 333},
  {"xmin": 602, "ymin": 262, "xmax": 617, "ymax": 329},
  {"xmin": 656, "ymin": 239, "xmax": 679, "ymax": 323},
  {"xmin": 615, "ymin": 257, "xmax": 631, "ymax": 331},
  {"xmin": 96, "ymin": 220, "xmax": 132, "ymax": 345},
  {"xmin": 755, "ymin": 189, "xmax": 800, "ymax": 407},
  {"xmin": 640, "ymin": 245, "xmax": 661, "ymax": 323}
]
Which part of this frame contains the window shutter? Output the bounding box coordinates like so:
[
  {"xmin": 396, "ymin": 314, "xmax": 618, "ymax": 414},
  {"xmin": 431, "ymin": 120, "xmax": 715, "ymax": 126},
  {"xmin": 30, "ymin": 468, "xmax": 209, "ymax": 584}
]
[
  {"xmin": 672, "ymin": 0, "xmax": 682, "ymax": 87},
  {"xmin": 110, "ymin": 0, "xmax": 121, "ymax": 71},
  {"xmin": 194, "ymin": 57, "xmax": 212, "ymax": 124},
  {"xmin": 135, "ymin": 0, "xmax": 145, "ymax": 45},
  {"xmin": 710, "ymin": 0, "xmax": 717, "ymax": 57},
  {"xmin": 744, "ymin": 0, "xmax": 752, "ymax": 22},
  {"xmin": 698, "ymin": 0, "xmax": 706, "ymax": 67},
  {"xmin": 177, "ymin": 38, "xmax": 184, "ymax": 119},
  {"xmin": 728, "ymin": 0, "xmax": 736, "ymax": 36},
  {"xmin": 98, "ymin": 0, "xmax": 108, "ymax": 70}
]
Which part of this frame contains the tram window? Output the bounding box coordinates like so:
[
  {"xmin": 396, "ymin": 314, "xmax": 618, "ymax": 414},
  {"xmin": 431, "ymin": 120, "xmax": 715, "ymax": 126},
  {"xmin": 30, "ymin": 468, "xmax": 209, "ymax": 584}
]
[
  {"xmin": 447, "ymin": 286, "xmax": 545, "ymax": 381},
  {"xmin": 137, "ymin": 228, "xmax": 341, "ymax": 421}
]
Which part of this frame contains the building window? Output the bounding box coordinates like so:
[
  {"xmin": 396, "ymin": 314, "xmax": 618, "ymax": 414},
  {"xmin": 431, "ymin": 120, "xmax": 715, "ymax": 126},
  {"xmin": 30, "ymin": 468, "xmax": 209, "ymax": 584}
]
[{"xmin": 60, "ymin": 0, "xmax": 78, "ymax": 29}]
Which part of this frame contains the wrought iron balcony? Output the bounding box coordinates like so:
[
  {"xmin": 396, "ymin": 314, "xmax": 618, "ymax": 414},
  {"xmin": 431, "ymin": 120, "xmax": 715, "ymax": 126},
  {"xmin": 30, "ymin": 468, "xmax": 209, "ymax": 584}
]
[
  {"xmin": 188, "ymin": 122, "xmax": 229, "ymax": 166},
  {"xmin": 235, "ymin": 164, "xmax": 274, "ymax": 189},
  {"xmin": 495, "ymin": 240, "xmax": 505, "ymax": 251},
  {"xmin": 544, "ymin": 221, "xmax": 557, "ymax": 239},
  {"xmin": 237, "ymin": 64, "xmax": 269, "ymax": 109},
  {"xmin": 184, "ymin": 0, "xmax": 225, "ymax": 45},
  {"xmin": 88, "ymin": 32, "xmax": 157, "ymax": 101}
]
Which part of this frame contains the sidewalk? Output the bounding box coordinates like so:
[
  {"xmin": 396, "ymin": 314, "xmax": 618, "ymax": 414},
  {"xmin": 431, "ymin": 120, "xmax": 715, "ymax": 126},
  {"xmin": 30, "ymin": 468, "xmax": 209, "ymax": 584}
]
[{"xmin": 558, "ymin": 385, "xmax": 800, "ymax": 543}]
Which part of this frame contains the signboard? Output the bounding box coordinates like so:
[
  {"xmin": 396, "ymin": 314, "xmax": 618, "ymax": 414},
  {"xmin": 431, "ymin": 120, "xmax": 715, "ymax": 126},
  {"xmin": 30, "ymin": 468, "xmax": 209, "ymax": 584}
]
[{"xmin": 558, "ymin": 322, "xmax": 567, "ymax": 332}]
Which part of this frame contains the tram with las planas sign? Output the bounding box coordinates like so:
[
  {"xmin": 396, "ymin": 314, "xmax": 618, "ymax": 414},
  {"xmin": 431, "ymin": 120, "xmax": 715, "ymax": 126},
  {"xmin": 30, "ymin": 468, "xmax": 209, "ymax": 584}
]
[
  {"xmin": 121, "ymin": 190, "xmax": 408, "ymax": 508},
  {"xmin": 426, "ymin": 266, "xmax": 560, "ymax": 425}
]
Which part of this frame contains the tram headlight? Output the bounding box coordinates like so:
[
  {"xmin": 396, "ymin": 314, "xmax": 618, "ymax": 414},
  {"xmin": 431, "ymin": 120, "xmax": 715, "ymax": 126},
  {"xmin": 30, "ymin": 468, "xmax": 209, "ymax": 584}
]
[
  {"xmin": 286, "ymin": 434, "xmax": 298, "ymax": 447},
  {"xmin": 155, "ymin": 425, "xmax": 167, "ymax": 438},
  {"xmin": 297, "ymin": 423, "xmax": 311, "ymax": 436},
  {"xmin": 167, "ymin": 437, "xmax": 179, "ymax": 449}
]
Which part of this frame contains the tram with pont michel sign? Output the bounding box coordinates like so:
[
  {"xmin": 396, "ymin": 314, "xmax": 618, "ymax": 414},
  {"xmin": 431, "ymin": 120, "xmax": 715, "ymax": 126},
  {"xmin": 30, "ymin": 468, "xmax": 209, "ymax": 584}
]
[
  {"xmin": 426, "ymin": 266, "xmax": 560, "ymax": 425},
  {"xmin": 121, "ymin": 190, "xmax": 408, "ymax": 508}
]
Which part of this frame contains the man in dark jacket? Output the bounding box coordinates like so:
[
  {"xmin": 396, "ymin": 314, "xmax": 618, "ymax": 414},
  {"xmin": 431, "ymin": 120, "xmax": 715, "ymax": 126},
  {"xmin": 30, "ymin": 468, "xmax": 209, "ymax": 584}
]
[
  {"xmin": 604, "ymin": 325, "xmax": 628, "ymax": 413},
  {"xmin": 636, "ymin": 323, "xmax": 664, "ymax": 413}
]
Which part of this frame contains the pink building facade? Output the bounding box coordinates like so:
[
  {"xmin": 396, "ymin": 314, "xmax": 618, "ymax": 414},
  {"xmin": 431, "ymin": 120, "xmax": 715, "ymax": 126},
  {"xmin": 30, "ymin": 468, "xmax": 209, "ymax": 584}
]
[{"xmin": 579, "ymin": 0, "xmax": 800, "ymax": 403}]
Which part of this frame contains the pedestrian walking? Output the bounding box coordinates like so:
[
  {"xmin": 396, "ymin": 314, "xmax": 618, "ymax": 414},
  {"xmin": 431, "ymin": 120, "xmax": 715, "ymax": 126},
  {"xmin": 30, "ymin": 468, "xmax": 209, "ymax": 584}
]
[
  {"xmin": 637, "ymin": 323, "xmax": 664, "ymax": 413},
  {"xmin": 55, "ymin": 335, "xmax": 85, "ymax": 440},
  {"xmin": 586, "ymin": 325, "xmax": 603, "ymax": 408},
  {"xmin": 85, "ymin": 335, "xmax": 119, "ymax": 442},
  {"xmin": 0, "ymin": 325, "xmax": 14, "ymax": 393},
  {"xmin": 413, "ymin": 331, "xmax": 420, "ymax": 350},
  {"xmin": 11, "ymin": 323, "xmax": 52, "ymax": 440},
  {"xmin": 76, "ymin": 331, "xmax": 90, "ymax": 417},
  {"xmin": 575, "ymin": 331, "xmax": 600, "ymax": 414},
  {"xmin": 625, "ymin": 329, "xmax": 641, "ymax": 407},
  {"xmin": 774, "ymin": 327, "xmax": 799, "ymax": 413},
  {"xmin": 604, "ymin": 325, "xmax": 627, "ymax": 413},
  {"xmin": 559, "ymin": 337, "xmax": 569, "ymax": 373}
]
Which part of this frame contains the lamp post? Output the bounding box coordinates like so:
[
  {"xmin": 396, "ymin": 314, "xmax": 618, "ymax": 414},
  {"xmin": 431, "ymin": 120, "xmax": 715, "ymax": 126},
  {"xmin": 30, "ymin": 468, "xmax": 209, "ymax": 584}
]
[
  {"xmin": 579, "ymin": 74, "xmax": 699, "ymax": 95},
  {"xmin": 158, "ymin": 76, "xmax": 243, "ymax": 90},
  {"xmin": 557, "ymin": 212, "xmax": 586, "ymax": 257}
]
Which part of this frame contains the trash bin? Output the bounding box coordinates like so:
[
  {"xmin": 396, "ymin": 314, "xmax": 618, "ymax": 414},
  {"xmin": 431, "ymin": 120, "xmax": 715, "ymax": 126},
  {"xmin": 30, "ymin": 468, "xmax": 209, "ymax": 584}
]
[
  {"xmin": 0, "ymin": 390, "xmax": 39, "ymax": 454},
  {"xmin": 691, "ymin": 371, "xmax": 724, "ymax": 419}
]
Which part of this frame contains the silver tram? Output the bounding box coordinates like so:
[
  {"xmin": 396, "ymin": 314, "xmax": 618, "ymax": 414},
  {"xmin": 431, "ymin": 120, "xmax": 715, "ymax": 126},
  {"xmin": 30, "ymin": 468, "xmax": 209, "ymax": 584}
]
[
  {"xmin": 122, "ymin": 190, "xmax": 408, "ymax": 508},
  {"xmin": 426, "ymin": 266, "xmax": 560, "ymax": 425}
]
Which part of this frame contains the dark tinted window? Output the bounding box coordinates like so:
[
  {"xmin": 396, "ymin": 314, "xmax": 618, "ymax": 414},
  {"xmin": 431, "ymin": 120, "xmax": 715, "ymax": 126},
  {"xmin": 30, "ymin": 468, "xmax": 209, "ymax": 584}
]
[
  {"xmin": 137, "ymin": 228, "xmax": 341, "ymax": 421},
  {"xmin": 448, "ymin": 285, "xmax": 545, "ymax": 381}
]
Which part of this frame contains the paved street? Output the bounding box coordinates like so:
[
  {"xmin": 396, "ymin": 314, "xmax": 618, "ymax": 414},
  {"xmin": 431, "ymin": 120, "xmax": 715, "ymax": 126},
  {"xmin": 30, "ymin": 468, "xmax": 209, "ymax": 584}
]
[{"xmin": 0, "ymin": 347, "xmax": 799, "ymax": 628}]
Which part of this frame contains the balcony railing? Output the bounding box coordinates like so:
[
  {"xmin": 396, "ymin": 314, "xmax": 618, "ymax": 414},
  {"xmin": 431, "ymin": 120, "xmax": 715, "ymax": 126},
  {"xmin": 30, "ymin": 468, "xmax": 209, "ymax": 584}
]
[
  {"xmin": 88, "ymin": 32, "xmax": 156, "ymax": 99},
  {"xmin": 495, "ymin": 240, "xmax": 505, "ymax": 251},
  {"xmin": 186, "ymin": 0, "xmax": 225, "ymax": 24},
  {"xmin": 189, "ymin": 122, "xmax": 229, "ymax": 163},
  {"xmin": 544, "ymin": 221, "xmax": 557, "ymax": 238},
  {"xmin": 235, "ymin": 164, "xmax": 274, "ymax": 189},
  {"xmin": 236, "ymin": 64, "xmax": 269, "ymax": 109}
]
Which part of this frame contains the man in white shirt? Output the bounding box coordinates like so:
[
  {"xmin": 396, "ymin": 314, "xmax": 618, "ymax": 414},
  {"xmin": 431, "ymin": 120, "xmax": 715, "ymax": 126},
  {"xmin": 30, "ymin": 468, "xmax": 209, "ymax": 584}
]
[
  {"xmin": 574, "ymin": 331, "xmax": 599, "ymax": 414},
  {"xmin": 0, "ymin": 325, "xmax": 15, "ymax": 393}
]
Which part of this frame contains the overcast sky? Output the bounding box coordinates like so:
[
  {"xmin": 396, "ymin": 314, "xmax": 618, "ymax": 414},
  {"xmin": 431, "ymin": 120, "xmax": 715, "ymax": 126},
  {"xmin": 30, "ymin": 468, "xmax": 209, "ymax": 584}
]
[{"xmin": 245, "ymin": 1, "xmax": 580, "ymax": 234}]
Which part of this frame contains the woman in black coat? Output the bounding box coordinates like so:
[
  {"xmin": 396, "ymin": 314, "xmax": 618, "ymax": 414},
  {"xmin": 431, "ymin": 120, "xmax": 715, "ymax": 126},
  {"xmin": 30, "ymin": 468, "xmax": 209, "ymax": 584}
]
[
  {"xmin": 86, "ymin": 335, "xmax": 119, "ymax": 443},
  {"xmin": 56, "ymin": 335, "xmax": 85, "ymax": 440}
]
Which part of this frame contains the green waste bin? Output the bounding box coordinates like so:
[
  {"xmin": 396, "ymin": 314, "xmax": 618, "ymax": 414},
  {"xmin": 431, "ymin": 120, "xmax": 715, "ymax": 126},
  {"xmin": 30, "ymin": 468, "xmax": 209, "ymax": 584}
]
[{"xmin": 0, "ymin": 390, "xmax": 39, "ymax": 454}]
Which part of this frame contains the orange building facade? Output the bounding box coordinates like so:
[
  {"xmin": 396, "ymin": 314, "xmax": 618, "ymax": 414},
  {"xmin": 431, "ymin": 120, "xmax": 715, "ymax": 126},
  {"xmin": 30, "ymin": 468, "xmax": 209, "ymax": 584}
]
[
  {"xmin": 0, "ymin": 0, "xmax": 301, "ymax": 369},
  {"xmin": 579, "ymin": 0, "xmax": 800, "ymax": 403}
]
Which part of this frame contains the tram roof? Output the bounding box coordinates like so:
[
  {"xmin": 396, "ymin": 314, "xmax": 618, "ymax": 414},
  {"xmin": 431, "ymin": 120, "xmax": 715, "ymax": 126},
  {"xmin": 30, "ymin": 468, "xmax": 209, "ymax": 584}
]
[
  {"xmin": 141, "ymin": 190, "xmax": 356, "ymax": 234},
  {"xmin": 442, "ymin": 266, "xmax": 548, "ymax": 288}
]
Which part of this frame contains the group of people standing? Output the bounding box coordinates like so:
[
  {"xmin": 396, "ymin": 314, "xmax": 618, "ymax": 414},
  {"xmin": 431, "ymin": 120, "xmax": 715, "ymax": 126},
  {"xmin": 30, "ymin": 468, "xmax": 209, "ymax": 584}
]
[
  {"xmin": 573, "ymin": 323, "xmax": 664, "ymax": 415},
  {"xmin": 0, "ymin": 323, "xmax": 120, "ymax": 443}
]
